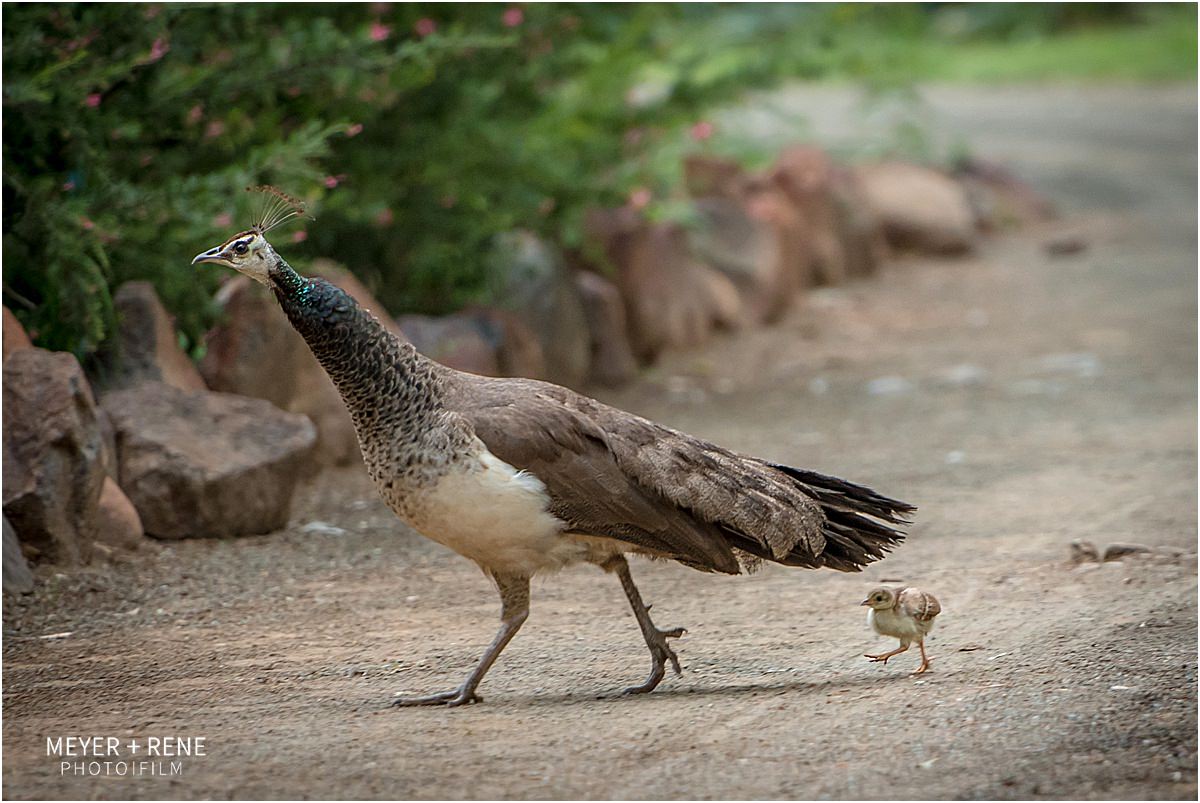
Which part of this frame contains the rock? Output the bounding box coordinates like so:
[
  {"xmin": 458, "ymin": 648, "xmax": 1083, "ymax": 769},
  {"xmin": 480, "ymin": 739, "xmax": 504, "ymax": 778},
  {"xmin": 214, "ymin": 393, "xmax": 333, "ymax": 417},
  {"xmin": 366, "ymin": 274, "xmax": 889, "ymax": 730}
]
[
  {"xmin": 1044, "ymin": 233, "xmax": 1088, "ymax": 257},
  {"xmin": 741, "ymin": 181, "xmax": 822, "ymax": 297},
  {"xmin": 96, "ymin": 408, "xmax": 119, "ymax": 481},
  {"xmin": 401, "ymin": 307, "xmax": 547, "ymax": 380},
  {"xmin": 828, "ymin": 165, "xmax": 888, "ymax": 279},
  {"xmin": 101, "ymin": 382, "xmax": 317, "ymax": 539},
  {"xmin": 1069, "ymin": 539, "xmax": 1100, "ymax": 564},
  {"xmin": 854, "ymin": 162, "xmax": 976, "ymax": 255},
  {"xmin": 485, "ymin": 232, "xmax": 590, "ymax": 388},
  {"xmin": 769, "ymin": 146, "xmax": 849, "ymax": 285},
  {"xmin": 201, "ymin": 276, "xmax": 309, "ymax": 409},
  {"xmin": 1103, "ymin": 543, "xmax": 1155, "ymax": 562},
  {"xmin": 686, "ymin": 154, "xmax": 820, "ymax": 302},
  {"xmin": 398, "ymin": 312, "xmax": 500, "ymax": 377},
  {"xmin": 688, "ymin": 197, "xmax": 790, "ymax": 324},
  {"xmin": 584, "ymin": 208, "xmax": 741, "ymax": 363},
  {"xmin": 3, "ymin": 516, "xmax": 34, "ymax": 595},
  {"xmin": 955, "ymin": 157, "xmax": 1056, "ymax": 230},
  {"xmin": 93, "ymin": 476, "xmax": 145, "ymax": 552},
  {"xmin": 3, "ymin": 306, "xmax": 33, "ymax": 360},
  {"xmin": 2, "ymin": 348, "xmax": 105, "ymax": 564},
  {"xmin": 107, "ymin": 282, "xmax": 207, "ymax": 392},
  {"xmin": 575, "ymin": 271, "xmax": 638, "ymax": 387}
]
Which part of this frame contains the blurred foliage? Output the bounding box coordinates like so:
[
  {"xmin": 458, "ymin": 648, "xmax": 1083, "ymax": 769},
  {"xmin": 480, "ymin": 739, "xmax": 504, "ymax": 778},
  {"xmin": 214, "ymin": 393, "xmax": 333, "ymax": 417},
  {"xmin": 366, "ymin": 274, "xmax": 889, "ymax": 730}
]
[{"xmin": 3, "ymin": 3, "xmax": 1194, "ymax": 361}]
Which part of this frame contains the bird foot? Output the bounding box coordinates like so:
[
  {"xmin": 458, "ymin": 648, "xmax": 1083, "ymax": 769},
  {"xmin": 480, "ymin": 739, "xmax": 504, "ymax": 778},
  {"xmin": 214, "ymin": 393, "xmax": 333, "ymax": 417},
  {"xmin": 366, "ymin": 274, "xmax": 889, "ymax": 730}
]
[
  {"xmin": 390, "ymin": 687, "xmax": 481, "ymax": 708},
  {"xmin": 864, "ymin": 652, "xmax": 891, "ymax": 664},
  {"xmin": 624, "ymin": 626, "xmax": 686, "ymax": 695},
  {"xmin": 911, "ymin": 661, "xmax": 932, "ymax": 676}
]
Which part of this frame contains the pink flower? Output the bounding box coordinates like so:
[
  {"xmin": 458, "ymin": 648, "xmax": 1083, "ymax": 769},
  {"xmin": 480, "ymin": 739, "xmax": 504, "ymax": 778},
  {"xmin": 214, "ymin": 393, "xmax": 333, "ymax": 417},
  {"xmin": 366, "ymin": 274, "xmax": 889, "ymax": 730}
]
[
  {"xmin": 502, "ymin": 6, "xmax": 523, "ymax": 27},
  {"xmin": 187, "ymin": 104, "xmax": 203, "ymax": 125},
  {"xmin": 80, "ymin": 217, "xmax": 96, "ymax": 230},
  {"xmin": 690, "ymin": 121, "xmax": 714, "ymax": 141},
  {"xmin": 146, "ymin": 36, "xmax": 169, "ymax": 63},
  {"xmin": 139, "ymin": 153, "xmax": 154, "ymax": 167},
  {"xmin": 375, "ymin": 208, "xmax": 394, "ymax": 226},
  {"xmin": 369, "ymin": 21, "xmax": 391, "ymax": 42},
  {"xmin": 413, "ymin": 18, "xmax": 436, "ymax": 37},
  {"xmin": 62, "ymin": 181, "xmax": 76, "ymax": 192},
  {"xmin": 84, "ymin": 93, "xmax": 101, "ymax": 108},
  {"xmin": 204, "ymin": 120, "xmax": 225, "ymax": 139},
  {"xmin": 323, "ymin": 175, "xmax": 342, "ymax": 189},
  {"xmin": 346, "ymin": 123, "xmax": 364, "ymax": 137},
  {"xmin": 291, "ymin": 230, "xmax": 308, "ymax": 243},
  {"xmin": 213, "ymin": 212, "xmax": 232, "ymax": 227},
  {"xmin": 628, "ymin": 187, "xmax": 652, "ymax": 210}
]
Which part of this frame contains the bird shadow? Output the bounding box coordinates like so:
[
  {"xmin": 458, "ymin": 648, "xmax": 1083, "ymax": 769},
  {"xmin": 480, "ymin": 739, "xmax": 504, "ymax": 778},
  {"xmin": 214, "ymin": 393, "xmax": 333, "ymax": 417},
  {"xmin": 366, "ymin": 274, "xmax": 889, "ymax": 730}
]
[{"xmin": 377, "ymin": 667, "xmax": 969, "ymax": 713}]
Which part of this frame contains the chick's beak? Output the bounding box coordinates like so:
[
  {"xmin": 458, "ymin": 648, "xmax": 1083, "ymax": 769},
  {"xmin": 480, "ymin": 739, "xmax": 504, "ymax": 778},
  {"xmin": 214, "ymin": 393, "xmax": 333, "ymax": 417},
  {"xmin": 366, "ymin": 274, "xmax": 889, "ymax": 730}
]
[
  {"xmin": 192, "ymin": 246, "xmax": 230, "ymax": 266},
  {"xmin": 859, "ymin": 598, "xmax": 871, "ymax": 606}
]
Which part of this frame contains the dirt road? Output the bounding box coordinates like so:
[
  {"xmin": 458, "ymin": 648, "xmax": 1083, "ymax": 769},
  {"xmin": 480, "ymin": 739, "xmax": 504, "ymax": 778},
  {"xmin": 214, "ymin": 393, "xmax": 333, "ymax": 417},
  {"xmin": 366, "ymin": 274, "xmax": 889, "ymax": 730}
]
[{"xmin": 3, "ymin": 85, "xmax": 1196, "ymax": 800}]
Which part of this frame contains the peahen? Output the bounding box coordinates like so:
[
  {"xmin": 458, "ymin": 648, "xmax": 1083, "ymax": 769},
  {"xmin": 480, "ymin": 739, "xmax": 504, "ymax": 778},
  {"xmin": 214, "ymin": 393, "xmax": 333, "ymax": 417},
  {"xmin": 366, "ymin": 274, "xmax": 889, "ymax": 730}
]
[{"xmin": 193, "ymin": 190, "xmax": 914, "ymax": 706}]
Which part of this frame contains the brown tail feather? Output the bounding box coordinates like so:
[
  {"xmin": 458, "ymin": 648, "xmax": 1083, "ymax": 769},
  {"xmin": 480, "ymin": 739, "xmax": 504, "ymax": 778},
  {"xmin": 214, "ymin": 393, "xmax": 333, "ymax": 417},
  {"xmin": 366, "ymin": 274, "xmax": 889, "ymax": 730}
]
[{"xmin": 769, "ymin": 464, "xmax": 913, "ymax": 572}]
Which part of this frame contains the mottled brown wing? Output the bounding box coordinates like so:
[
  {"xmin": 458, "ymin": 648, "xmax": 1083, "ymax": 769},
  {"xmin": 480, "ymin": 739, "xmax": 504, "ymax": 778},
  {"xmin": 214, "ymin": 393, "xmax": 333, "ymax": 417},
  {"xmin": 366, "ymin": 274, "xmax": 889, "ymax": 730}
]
[
  {"xmin": 898, "ymin": 588, "xmax": 941, "ymax": 621},
  {"xmin": 443, "ymin": 375, "xmax": 742, "ymax": 574}
]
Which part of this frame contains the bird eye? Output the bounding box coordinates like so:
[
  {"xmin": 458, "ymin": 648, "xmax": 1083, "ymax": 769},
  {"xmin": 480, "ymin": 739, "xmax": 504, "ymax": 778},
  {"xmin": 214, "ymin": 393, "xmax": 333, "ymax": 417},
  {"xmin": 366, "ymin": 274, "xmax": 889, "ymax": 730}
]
[{"xmin": 233, "ymin": 242, "xmax": 249, "ymax": 255}]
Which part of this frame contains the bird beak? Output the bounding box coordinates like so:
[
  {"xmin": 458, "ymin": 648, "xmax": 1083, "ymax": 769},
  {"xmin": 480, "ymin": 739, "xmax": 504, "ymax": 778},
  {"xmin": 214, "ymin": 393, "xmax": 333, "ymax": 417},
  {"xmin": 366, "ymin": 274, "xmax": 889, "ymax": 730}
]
[
  {"xmin": 192, "ymin": 247, "xmax": 230, "ymax": 267},
  {"xmin": 859, "ymin": 598, "xmax": 871, "ymax": 606}
]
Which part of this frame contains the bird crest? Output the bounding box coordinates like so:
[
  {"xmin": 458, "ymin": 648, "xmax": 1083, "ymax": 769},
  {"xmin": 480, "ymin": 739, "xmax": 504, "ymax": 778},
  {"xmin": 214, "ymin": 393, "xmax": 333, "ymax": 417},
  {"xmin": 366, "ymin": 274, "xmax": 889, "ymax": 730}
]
[{"xmin": 245, "ymin": 185, "xmax": 310, "ymax": 235}]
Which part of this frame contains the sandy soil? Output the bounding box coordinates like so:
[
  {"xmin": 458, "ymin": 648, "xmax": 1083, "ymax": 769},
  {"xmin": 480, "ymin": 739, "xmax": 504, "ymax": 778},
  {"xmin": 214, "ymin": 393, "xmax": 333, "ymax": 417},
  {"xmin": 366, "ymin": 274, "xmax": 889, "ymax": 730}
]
[{"xmin": 3, "ymin": 85, "xmax": 1196, "ymax": 800}]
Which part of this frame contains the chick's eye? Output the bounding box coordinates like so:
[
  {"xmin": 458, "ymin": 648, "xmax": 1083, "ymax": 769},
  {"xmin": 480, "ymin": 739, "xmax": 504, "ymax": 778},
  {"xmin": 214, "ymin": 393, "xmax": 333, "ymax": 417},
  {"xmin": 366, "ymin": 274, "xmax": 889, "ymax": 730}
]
[{"xmin": 233, "ymin": 242, "xmax": 249, "ymax": 255}]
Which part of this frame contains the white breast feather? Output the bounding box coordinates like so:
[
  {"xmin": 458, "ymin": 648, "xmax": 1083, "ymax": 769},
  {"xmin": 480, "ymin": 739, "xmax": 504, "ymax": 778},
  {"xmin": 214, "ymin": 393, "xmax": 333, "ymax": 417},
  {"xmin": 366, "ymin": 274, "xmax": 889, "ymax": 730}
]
[{"xmin": 402, "ymin": 448, "xmax": 589, "ymax": 576}]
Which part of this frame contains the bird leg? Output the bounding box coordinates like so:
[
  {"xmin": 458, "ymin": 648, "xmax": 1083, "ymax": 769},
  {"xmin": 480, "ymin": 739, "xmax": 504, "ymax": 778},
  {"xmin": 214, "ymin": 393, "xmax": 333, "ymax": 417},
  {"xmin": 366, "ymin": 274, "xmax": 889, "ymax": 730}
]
[
  {"xmin": 391, "ymin": 573, "xmax": 529, "ymax": 708},
  {"xmin": 912, "ymin": 639, "xmax": 932, "ymax": 675},
  {"xmin": 864, "ymin": 642, "xmax": 909, "ymax": 665},
  {"xmin": 603, "ymin": 555, "xmax": 686, "ymax": 695}
]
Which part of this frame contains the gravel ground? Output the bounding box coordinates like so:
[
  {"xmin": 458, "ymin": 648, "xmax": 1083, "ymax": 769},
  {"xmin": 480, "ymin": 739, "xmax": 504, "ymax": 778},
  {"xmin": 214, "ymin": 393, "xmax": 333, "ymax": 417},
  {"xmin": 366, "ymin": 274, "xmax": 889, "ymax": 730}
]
[{"xmin": 3, "ymin": 84, "xmax": 1196, "ymax": 800}]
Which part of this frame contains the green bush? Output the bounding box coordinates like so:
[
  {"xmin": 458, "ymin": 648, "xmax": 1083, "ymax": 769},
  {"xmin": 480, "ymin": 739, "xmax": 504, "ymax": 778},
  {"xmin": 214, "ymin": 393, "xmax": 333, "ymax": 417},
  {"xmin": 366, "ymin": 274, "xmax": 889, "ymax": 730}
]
[{"xmin": 3, "ymin": 3, "xmax": 1193, "ymax": 362}]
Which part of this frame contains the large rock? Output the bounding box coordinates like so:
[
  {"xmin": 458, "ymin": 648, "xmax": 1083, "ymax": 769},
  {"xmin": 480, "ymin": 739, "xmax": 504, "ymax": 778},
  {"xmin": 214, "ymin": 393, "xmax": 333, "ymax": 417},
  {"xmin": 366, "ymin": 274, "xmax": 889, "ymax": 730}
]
[
  {"xmin": 686, "ymin": 154, "xmax": 819, "ymax": 299},
  {"xmin": 93, "ymin": 476, "xmax": 145, "ymax": 552},
  {"xmin": 688, "ymin": 198, "xmax": 790, "ymax": 324},
  {"xmin": 399, "ymin": 308, "xmax": 546, "ymax": 379},
  {"xmin": 3, "ymin": 306, "xmax": 33, "ymax": 360},
  {"xmin": 2, "ymin": 348, "xmax": 105, "ymax": 564},
  {"xmin": 3, "ymin": 516, "xmax": 34, "ymax": 595},
  {"xmin": 854, "ymin": 161, "xmax": 976, "ymax": 254},
  {"xmin": 108, "ymin": 281, "xmax": 207, "ymax": 391},
  {"xmin": 828, "ymin": 165, "xmax": 888, "ymax": 279},
  {"xmin": 575, "ymin": 271, "xmax": 638, "ymax": 387},
  {"xmin": 101, "ymin": 382, "xmax": 317, "ymax": 539},
  {"xmin": 485, "ymin": 232, "xmax": 590, "ymax": 388},
  {"xmin": 768, "ymin": 146, "xmax": 849, "ymax": 285},
  {"xmin": 200, "ymin": 276, "xmax": 308, "ymax": 410},
  {"xmin": 584, "ymin": 208, "xmax": 741, "ymax": 363}
]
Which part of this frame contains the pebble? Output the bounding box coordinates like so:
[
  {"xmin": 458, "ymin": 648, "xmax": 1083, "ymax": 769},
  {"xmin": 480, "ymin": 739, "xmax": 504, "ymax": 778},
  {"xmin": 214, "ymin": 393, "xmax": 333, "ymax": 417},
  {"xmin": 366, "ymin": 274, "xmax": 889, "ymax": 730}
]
[{"xmin": 866, "ymin": 376, "xmax": 913, "ymax": 396}]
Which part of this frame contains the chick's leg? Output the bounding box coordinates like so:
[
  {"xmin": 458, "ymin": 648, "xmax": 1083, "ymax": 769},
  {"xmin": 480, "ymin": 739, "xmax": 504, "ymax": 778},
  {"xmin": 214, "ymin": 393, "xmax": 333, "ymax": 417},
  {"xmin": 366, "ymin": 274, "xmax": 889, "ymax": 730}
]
[
  {"xmin": 602, "ymin": 555, "xmax": 686, "ymax": 695},
  {"xmin": 392, "ymin": 573, "xmax": 529, "ymax": 707},
  {"xmin": 912, "ymin": 639, "xmax": 932, "ymax": 675},
  {"xmin": 865, "ymin": 641, "xmax": 910, "ymax": 664}
]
